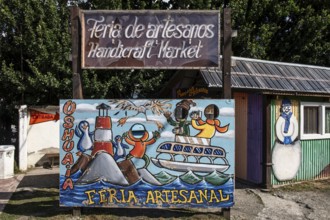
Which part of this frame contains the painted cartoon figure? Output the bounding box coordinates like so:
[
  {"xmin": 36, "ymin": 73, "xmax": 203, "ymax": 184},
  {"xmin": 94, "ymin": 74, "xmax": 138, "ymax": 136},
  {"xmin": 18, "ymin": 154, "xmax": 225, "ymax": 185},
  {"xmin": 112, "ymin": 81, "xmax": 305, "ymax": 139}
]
[
  {"xmin": 272, "ymin": 99, "xmax": 301, "ymax": 181},
  {"xmin": 113, "ymin": 135, "xmax": 130, "ymax": 161},
  {"xmin": 275, "ymin": 99, "xmax": 298, "ymax": 144},
  {"xmin": 75, "ymin": 120, "xmax": 93, "ymax": 152},
  {"xmin": 190, "ymin": 104, "xmax": 229, "ymax": 138},
  {"xmin": 164, "ymin": 99, "xmax": 196, "ymax": 136},
  {"xmin": 123, "ymin": 123, "xmax": 160, "ymax": 168},
  {"xmin": 59, "ymin": 99, "xmax": 236, "ymax": 209}
]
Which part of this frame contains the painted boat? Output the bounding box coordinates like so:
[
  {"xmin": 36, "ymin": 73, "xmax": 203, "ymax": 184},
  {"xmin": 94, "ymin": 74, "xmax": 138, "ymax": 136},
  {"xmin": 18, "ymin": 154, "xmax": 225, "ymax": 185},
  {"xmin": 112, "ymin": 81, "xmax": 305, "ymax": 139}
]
[
  {"xmin": 151, "ymin": 135, "xmax": 229, "ymax": 173},
  {"xmin": 151, "ymin": 158, "xmax": 229, "ymax": 173}
]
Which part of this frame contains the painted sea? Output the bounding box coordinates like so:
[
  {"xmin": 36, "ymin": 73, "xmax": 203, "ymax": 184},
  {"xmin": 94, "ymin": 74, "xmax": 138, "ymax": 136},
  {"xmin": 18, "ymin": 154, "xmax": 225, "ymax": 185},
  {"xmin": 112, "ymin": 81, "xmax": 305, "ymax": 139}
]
[
  {"xmin": 60, "ymin": 170, "xmax": 234, "ymax": 208},
  {"xmin": 59, "ymin": 99, "xmax": 235, "ymax": 209}
]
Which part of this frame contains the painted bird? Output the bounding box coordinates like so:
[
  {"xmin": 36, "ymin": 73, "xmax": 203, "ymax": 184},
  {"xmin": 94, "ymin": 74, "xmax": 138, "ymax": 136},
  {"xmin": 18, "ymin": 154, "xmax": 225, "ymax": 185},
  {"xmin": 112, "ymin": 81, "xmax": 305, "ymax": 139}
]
[
  {"xmin": 109, "ymin": 99, "xmax": 172, "ymax": 130},
  {"xmin": 75, "ymin": 120, "xmax": 93, "ymax": 152}
]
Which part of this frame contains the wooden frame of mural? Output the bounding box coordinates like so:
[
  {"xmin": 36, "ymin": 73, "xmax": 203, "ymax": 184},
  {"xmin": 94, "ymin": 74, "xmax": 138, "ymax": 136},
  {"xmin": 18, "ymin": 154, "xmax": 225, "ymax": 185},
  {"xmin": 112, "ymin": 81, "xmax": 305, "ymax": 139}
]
[{"xmin": 59, "ymin": 99, "xmax": 235, "ymax": 209}]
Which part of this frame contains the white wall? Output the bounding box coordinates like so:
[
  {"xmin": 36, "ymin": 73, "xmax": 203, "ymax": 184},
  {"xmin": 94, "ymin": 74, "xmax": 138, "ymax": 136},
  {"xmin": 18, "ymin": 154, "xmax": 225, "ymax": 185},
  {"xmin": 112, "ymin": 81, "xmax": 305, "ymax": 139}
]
[{"xmin": 19, "ymin": 106, "xmax": 60, "ymax": 170}]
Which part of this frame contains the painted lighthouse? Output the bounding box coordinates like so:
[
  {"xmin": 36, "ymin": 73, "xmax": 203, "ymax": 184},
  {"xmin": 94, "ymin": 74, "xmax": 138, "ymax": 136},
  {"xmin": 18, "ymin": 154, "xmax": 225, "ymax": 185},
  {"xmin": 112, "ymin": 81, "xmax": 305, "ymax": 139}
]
[{"xmin": 92, "ymin": 103, "xmax": 114, "ymax": 156}]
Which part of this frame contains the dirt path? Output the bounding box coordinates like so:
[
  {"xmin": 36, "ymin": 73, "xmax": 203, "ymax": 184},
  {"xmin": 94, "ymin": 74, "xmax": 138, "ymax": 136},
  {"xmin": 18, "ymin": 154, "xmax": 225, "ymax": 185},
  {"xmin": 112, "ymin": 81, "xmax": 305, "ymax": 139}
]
[{"xmin": 232, "ymin": 179, "xmax": 330, "ymax": 220}]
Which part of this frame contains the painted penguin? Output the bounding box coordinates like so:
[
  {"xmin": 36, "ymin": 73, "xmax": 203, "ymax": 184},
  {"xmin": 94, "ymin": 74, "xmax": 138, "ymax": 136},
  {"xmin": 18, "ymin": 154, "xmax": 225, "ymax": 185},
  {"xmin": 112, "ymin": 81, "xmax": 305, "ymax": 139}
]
[
  {"xmin": 272, "ymin": 99, "xmax": 301, "ymax": 181},
  {"xmin": 75, "ymin": 120, "xmax": 93, "ymax": 152},
  {"xmin": 113, "ymin": 135, "xmax": 129, "ymax": 161}
]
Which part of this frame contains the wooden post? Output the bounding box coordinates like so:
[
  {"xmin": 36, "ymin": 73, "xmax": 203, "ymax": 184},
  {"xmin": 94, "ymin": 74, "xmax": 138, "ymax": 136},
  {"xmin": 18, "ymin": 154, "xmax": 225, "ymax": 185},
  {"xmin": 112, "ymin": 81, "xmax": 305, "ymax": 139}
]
[
  {"xmin": 221, "ymin": 7, "xmax": 232, "ymax": 220},
  {"xmin": 73, "ymin": 207, "xmax": 81, "ymax": 217},
  {"xmin": 222, "ymin": 8, "xmax": 232, "ymax": 99},
  {"xmin": 70, "ymin": 6, "xmax": 83, "ymax": 216},
  {"xmin": 263, "ymin": 97, "xmax": 272, "ymax": 190},
  {"xmin": 223, "ymin": 207, "xmax": 231, "ymax": 220},
  {"xmin": 71, "ymin": 6, "xmax": 83, "ymax": 99}
]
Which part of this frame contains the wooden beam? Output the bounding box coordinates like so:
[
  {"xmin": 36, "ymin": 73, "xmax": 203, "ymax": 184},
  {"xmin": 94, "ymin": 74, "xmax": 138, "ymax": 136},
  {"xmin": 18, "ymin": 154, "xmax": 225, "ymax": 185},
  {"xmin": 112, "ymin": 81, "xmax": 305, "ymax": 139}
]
[
  {"xmin": 70, "ymin": 6, "xmax": 83, "ymax": 99},
  {"xmin": 70, "ymin": 6, "xmax": 83, "ymax": 216},
  {"xmin": 222, "ymin": 8, "xmax": 232, "ymax": 99},
  {"xmin": 264, "ymin": 97, "xmax": 272, "ymax": 189},
  {"xmin": 221, "ymin": 7, "xmax": 232, "ymax": 219},
  {"xmin": 223, "ymin": 207, "xmax": 231, "ymax": 220}
]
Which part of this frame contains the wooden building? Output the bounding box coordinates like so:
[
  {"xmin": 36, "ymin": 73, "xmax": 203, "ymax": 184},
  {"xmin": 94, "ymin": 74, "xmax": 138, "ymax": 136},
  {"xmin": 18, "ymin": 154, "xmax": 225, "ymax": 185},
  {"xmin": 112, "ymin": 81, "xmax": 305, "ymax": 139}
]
[{"xmin": 158, "ymin": 57, "xmax": 330, "ymax": 187}]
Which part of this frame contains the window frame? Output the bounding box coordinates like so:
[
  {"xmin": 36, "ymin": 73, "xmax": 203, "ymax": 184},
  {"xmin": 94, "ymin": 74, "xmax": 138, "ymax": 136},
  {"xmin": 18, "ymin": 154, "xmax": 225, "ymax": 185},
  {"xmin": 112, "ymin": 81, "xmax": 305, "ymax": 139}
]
[{"xmin": 300, "ymin": 102, "xmax": 330, "ymax": 140}]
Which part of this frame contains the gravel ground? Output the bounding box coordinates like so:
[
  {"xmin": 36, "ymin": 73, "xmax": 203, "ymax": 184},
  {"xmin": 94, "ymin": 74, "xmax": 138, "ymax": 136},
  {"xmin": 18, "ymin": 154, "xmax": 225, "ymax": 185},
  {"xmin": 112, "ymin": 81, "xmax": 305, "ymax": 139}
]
[
  {"xmin": 232, "ymin": 179, "xmax": 330, "ymax": 220},
  {"xmin": 2, "ymin": 167, "xmax": 329, "ymax": 219}
]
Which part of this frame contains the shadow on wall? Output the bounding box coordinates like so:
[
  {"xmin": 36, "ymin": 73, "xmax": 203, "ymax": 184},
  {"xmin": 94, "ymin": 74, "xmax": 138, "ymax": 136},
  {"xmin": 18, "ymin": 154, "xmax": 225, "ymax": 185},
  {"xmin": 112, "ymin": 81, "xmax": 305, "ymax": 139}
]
[{"xmin": 317, "ymin": 164, "xmax": 330, "ymax": 179}]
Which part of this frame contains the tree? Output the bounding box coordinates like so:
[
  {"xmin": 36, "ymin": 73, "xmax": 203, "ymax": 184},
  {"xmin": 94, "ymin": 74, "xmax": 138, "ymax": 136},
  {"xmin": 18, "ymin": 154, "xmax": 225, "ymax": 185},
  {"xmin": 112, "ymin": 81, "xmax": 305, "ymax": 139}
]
[
  {"xmin": 1, "ymin": 0, "xmax": 330, "ymax": 145},
  {"xmin": 0, "ymin": 0, "xmax": 72, "ymax": 106},
  {"xmin": 230, "ymin": 0, "xmax": 330, "ymax": 66},
  {"xmin": 0, "ymin": 0, "xmax": 72, "ymax": 145}
]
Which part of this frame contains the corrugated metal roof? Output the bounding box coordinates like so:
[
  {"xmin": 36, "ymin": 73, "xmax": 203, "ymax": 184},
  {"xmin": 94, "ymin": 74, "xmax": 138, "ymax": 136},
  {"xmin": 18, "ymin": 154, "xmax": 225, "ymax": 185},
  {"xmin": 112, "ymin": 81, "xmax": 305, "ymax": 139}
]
[{"xmin": 201, "ymin": 57, "xmax": 330, "ymax": 95}]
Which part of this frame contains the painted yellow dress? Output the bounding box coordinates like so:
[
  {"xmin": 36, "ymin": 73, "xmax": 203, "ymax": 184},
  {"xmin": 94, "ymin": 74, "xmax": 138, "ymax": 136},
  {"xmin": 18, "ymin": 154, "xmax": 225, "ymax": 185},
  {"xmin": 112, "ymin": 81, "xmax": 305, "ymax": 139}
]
[{"xmin": 192, "ymin": 119, "xmax": 229, "ymax": 138}]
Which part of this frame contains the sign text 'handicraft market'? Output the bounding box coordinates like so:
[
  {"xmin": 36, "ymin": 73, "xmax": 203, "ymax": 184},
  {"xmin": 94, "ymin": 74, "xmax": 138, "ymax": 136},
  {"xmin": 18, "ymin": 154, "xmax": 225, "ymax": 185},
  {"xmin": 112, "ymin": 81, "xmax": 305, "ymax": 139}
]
[{"xmin": 81, "ymin": 11, "xmax": 220, "ymax": 69}]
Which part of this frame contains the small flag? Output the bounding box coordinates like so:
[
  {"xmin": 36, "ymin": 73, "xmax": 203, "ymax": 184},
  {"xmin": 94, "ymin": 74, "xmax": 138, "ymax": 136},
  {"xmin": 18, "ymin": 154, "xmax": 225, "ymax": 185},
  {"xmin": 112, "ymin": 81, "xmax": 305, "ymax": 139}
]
[{"xmin": 29, "ymin": 110, "xmax": 59, "ymax": 125}]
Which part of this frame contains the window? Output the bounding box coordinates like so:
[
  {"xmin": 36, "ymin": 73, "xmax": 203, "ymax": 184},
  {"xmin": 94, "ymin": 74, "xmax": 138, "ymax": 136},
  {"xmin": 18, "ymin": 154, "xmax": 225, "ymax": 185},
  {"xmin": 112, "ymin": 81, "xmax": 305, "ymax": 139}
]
[
  {"xmin": 300, "ymin": 102, "xmax": 330, "ymax": 140},
  {"xmin": 326, "ymin": 107, "xmax": 330, "ymax": 134},
  {"xmin": 303, "ymin": 106, "xmax": 319, "ymax": 134}
]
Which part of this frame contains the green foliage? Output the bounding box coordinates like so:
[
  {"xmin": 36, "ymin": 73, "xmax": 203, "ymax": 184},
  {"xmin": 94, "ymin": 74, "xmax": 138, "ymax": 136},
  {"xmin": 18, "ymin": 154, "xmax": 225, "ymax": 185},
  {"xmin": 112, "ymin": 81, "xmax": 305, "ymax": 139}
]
[
  {"xmin": 0, "ymin": 0, "xmax": 71, "ymax": 106},
  {"xmin": 0, "ymin": 0, "xmax": 328, "ymax": 147},
  {"xmin": 231, "ymin": 0, "xmax": 330, "ymax": 66},
  {"xmin": 168, "ymin": 0, "xmax": 213, "ymax": 9},
  {"xmin": 0, "ymin": 0, "xmax": 72, "ymax": 145},
  {"xmin": 81, "ymin": 69, "xmax": 171, "ymax": 99},
  {"xmin": 1, "ymin": 0, "xmax": 329, "ymax": 108}
]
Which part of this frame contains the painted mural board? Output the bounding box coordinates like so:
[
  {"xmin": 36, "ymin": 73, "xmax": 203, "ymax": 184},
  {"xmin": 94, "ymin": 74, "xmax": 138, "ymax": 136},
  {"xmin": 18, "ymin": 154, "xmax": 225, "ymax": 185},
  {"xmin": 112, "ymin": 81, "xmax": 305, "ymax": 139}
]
[
  {"xmin": 59, "ymin": 99, "xmax": 235, "ymax": 209},
  {"xmin": 81, "ymin": 10, "xmax": 220, "ymax": 69}
]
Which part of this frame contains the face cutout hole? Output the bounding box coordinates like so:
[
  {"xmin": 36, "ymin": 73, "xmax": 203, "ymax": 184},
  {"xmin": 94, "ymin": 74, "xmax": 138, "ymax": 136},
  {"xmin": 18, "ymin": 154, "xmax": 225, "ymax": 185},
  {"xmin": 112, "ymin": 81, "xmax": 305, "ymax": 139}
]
[
  {"xmin": 175, "ymin": 106, "xmax": 188, "ymax": 120},
  {"xmin": 204, "ymin": 104, "xmax": 219, "ymax": 119},
  {"xmin": 131, "ymin": 123, "xmax": 146, "ymax": 138}
]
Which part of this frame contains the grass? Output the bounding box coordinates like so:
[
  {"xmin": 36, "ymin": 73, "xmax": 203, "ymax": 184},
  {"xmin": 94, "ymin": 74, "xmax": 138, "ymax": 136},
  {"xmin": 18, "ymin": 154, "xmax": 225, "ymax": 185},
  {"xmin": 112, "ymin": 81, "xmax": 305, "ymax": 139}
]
[
  {"xmin": 273, "ymin": 179, "xmax": 330, "ymax": 192},
  {"xmin": 1, "ymin": 188, "xmax": 70, "ymax": 220}
]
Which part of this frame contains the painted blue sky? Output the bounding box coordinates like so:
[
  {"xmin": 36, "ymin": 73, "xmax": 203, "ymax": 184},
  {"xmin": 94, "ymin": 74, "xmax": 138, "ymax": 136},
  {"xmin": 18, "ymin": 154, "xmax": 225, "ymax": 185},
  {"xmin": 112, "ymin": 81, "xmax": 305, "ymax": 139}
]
[{"xmin": 60, "ymin": 99, "xmax": 235, "ymax": 176}]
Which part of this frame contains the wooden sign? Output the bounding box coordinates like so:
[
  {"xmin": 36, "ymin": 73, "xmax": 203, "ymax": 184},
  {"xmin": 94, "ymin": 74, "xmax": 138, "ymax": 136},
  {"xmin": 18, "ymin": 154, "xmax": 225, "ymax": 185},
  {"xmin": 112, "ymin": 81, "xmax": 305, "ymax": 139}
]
[
  {"xmin": 176, "ymin": 87, "xmax": 209, "ymax": 98},
  {"xmin": 81, "ymin": 10, "xmax": 220, "ymax": 69},
  {"xmin": 60, "ymin": 99, "xmax": 235, "ymax": 209}
]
